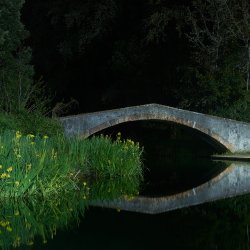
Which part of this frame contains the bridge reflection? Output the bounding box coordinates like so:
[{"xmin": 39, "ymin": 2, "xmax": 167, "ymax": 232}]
[{"xmin": 91, "ymin": 162, "xmax": 250, "ymax": 214}]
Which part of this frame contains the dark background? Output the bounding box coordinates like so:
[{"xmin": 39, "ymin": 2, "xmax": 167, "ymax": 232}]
[{"xmin": 20, "ymin": 0, "xmax": 193, "ymax": 113}]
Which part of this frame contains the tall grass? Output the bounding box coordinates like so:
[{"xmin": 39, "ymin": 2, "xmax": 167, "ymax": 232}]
[
  {"xmin": 0, "ymin": 130, "xmax": 143, "ymax": 198},
  {"xmin": 0, "ymin": 111, "xmax": 63, "ymax": 137},
  {"xmin": 0, "ymin": 130, "xmax": 75, "ymax": 198},
  {"xmin": 68, "ymin": 133, "xmax": 143, "ymax": 178}
]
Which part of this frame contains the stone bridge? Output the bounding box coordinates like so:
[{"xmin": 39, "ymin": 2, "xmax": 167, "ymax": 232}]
[{"xmin": 59, "ymin": 103, "xmax": 250, "ymax": 153}]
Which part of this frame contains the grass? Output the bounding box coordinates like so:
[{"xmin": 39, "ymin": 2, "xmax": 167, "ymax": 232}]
[
  {"xmin": 0, "ymin": 111, "xmax": 63, "ymax": 137},
  {"xmin": 0, "ymin": 129, "xmax": 143, "ymax": 198}
]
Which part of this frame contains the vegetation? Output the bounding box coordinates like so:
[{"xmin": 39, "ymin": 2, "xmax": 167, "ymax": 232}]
[{"xmin": 0, "ymin": 129, "xmax": 143, "ymax": 198}]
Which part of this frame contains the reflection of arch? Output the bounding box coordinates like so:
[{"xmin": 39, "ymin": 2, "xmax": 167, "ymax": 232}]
[
  {"xmin": 59, "ymin": 104, "xmax": 250, "ymax": 153},
  {"xmin": 90, "ymin": 162, "xmax": 250, "ymax": 214}
]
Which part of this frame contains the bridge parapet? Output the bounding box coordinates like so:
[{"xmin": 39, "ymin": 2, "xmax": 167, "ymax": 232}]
[{"xmin": 59, "ymin": 104, "xmax": 250, "ymax": 153}]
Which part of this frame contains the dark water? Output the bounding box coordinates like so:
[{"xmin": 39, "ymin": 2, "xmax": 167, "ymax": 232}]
[
  {"xmin": 3, "ymin": 121, "xmax": 250, "ymax": 249},
  {"xmin": 38, "ymin": 204, "xmax": 250, "ymax": 250},
  {"xmin": 16, "ymin": 196, "xmax": 250, "ymax": 250}
]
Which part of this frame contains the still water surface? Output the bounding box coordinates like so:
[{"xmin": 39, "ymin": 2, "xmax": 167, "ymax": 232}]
[{"xmin": 4, "ymin": 160, "xmax": 250, "ymax": 250}]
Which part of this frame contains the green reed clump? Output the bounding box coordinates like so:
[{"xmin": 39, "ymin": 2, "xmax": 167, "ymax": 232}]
[
  {"xmin": 0, "ymin": 130, "xmax": 77, "ymax": 198},
  {"xmin": 67, "ymin": 132, "xmax": 144, "ymax": 179},
  {"xmin": 0, "ymin": 130, "xmax": 143, "ymax": 198}
]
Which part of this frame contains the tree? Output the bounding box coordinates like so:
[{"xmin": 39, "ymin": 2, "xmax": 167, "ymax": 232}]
[
  {"xmin": 185, "ymin": 0, "xmax": 250, "ymax": 90},
  {"xmin": 0, "ymin": 0, "xmax": 34, "ymax": 112}
]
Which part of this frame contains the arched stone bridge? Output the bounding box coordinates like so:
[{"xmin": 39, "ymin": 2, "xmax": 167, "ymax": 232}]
[{"xmin": 59, "ymin": 103, "xmax": 250, "ymax": 153}]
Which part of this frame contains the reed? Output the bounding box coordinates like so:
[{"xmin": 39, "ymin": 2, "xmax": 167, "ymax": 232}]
[{"xmin": 0, "ymin": 130, "xmax": 143, "ymax": 198}]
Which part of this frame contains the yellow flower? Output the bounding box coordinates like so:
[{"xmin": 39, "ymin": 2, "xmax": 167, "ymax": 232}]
[
  {"xmin": 26, "ymin": 163, "xmax": 32, "ymax": 171},
  {"xmin": 7, "ymin": 167, "xmax": 13, "ymax": 172},
  {"xmin": 83, "ymin": 182, "xmax": 87, "ymax": 186},
  {"xmin": 43, "ymin": 135, "xmax": 49, "ymax": 139},
  {"xmin": 6, "ymin": 226, "xmax": 12, "ymax": 232},
  {"xmin": 1, "ymin": 173, "xmax": 7, "ymax": 178},
  {"xmin": 15, "ymin": 131, "xmax": 22, "ymax": 140},
  {"xmin": 27, "ymin": 241, "xmax": 34, "ymax": 246},
  {"xmin": 15, "ymin": 181, "xmax": 20, "ymax": 186},
  {"xmin": 27, "ymin": 134, "xmax": 35, "ymax": 139}
]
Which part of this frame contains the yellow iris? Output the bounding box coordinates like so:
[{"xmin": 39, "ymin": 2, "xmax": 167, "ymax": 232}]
[
  {"xmin": 15, "ymin": 131, "xmax": 22, "ymax": 140},
  {"xmin": 27, "ymin": 134, "xmax": 35, "ymax": 139},
  {"xmin": 7, "ymin": 167, "xmax": 13, "ymax": 172}
]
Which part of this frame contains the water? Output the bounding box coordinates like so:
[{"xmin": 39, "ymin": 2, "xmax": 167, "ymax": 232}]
[{"xmin": 3, "ymin": 121, "xmax": 250, "ymax": 249}]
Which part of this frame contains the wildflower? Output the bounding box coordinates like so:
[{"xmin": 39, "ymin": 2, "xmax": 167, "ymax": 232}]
[
  {"xmin": 27, "ymin": 241, "xmax": 34, "ymax": 246},
  {"xmin": 117, "ymin": 132, "xmax": 122, "ymax": 141},
  {"xmin": 0, "ymin": 221, "xmax": 6, "ymax": 227},
  {"xmin": 7, "ymin": 167, "xmax": 13, "ymax": 172},
  {"xmin": 43, "ymin": 135, "xmax": 49, "ymax": 139},
  {"xmin": 15, "ymin": 181, "xmax": 20, "ymax": 186},
  {"xmin": 30, "ymin": 142, "xmax": 35, "ymax": 145},
  {"xmin": 83, "ymin": 182, "xmax": 87, "ymax": 186},
  {"xmin": 15, "ymin": 131, "xmax": 22, "ymax": 140},
  {"xmin": 1, "ymin": 173, "xmax": 7, "ymax": 178},
  {"xmin": 6, "ymin": 226, "xmax": 12, "ymax": 232},
  {"xmin": 0, "ymin": 165, "xmax": 2, "ymax": 169},
  {"xmin": 16, "ymin": 154, "xmax": 21, "ymax": 159},
  {"xmin": 27, "ymin": 134, "xmax": 35, "ymax": 139},
  {"xmin": 26, "ymin": 163, "xmax": 32, "ymax": 171}
]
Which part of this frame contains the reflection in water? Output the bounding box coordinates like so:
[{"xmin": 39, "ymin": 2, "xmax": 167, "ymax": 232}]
[
  {"xmin": 0, "ymin": 194, "xmax": 86, "ymax": 249},
  {"xmin": 2, "ymin": 161, "xmax": 250, "ymax": 249},
  {"xmin": 93, "ymin": 162, "xmax": 250, "ymax": 213},
  {"xmin": 141, "ymin": 159, "xmax": 227, "ymax": 196},
  {"xmin": 0, "ymin": 176, "xmax": 140, "ymax": 249}
]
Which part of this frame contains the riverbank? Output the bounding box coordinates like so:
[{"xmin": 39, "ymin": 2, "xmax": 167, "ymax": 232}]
[{"xmin": 0, "ymin": 118, "xmax": 143, "ymax": 198}]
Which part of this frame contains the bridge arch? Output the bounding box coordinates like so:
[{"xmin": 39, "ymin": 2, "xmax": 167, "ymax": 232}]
[
  {"xmin": 60, "ymin": 104, "xmax": 250, "ymax": 153},
  {"xmin": 80, "ymin": 110, "xmax": 229, "ymax": 152}
]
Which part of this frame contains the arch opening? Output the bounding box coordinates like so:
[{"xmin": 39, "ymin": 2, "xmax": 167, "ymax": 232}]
[{"xmin": 91, "ymin": 120, "xmax": 228, "ymax": 197}]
